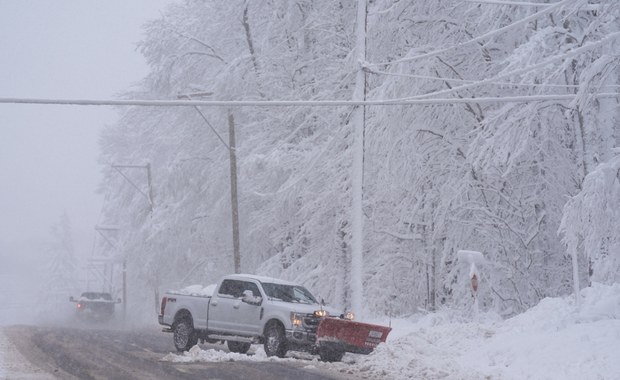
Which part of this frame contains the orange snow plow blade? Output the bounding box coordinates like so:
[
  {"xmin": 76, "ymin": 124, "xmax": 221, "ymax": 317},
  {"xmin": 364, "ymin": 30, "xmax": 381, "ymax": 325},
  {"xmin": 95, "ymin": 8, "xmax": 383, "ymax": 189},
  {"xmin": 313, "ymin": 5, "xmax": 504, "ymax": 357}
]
[{"xmin": 316, "ymin": 317, "xmax": 392, "ymax": 354}]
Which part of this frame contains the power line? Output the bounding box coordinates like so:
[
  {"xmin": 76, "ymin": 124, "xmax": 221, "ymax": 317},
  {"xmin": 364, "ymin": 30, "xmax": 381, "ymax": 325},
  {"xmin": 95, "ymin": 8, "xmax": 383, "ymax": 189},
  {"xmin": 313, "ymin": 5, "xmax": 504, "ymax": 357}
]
[
  {"xmin": 397, "ymin": 31, "xmax": 620, "ymax": 101},
  {"xmin": 1, "ymin": 93, "xmax": 618, "ymax": 109},
  {"xmin": 365, "ymin": 68, "xmax": 620, "ymax": 90}
]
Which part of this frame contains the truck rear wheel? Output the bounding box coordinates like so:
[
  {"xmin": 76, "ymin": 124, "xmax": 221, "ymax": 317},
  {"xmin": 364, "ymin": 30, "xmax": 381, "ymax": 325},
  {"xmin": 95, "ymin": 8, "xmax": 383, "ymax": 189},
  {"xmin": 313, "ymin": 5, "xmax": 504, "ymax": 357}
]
[
  {"xmin": 227, "ymin": 341, "xmax": 251, "ymax": 354},
  {"xmin": 263, "ymin": 322, "xmax": 287, "ymax": 358},
  {"xmin": 173, "ymin": 319, "xmax": 198, "ymax": 352}
]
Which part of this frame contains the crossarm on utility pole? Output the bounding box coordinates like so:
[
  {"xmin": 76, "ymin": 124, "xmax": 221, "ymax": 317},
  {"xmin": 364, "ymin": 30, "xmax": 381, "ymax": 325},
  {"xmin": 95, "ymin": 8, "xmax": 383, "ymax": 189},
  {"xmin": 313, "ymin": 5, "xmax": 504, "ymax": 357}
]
[{"xmin": 111, "ymin": 164, "xmax": 154, "ymax": 212}]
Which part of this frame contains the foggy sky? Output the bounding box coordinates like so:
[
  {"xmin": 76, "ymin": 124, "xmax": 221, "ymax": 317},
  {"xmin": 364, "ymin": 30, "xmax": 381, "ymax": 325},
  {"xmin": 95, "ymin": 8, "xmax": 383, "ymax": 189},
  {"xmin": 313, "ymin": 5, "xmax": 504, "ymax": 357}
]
[{"xmin": 0, "ymin": 0, "xmax": 173, "ymax": 256}]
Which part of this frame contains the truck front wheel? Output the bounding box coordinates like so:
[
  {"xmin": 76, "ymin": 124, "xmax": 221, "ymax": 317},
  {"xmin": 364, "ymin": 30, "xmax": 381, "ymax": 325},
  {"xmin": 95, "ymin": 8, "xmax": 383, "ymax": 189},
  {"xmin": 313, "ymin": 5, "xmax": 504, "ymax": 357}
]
[
  {"xmin": 263, "ymin": 322, "xmax": 287, "ymax": 358},
  {"xmin": 173, "ymin": 319, "xmax": 198, "ymax": 352}
]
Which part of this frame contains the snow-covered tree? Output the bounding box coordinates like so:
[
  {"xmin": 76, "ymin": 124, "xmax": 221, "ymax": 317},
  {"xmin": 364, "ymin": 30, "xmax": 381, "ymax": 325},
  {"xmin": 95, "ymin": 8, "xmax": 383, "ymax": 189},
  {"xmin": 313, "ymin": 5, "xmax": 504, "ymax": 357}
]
[
  {"xmin": 559, "ymin": 152, "xmax": 620, "ymax": 294},
  {"xmin": 99, "ymin": 0, "xmax": 620, "ymax": 318}
]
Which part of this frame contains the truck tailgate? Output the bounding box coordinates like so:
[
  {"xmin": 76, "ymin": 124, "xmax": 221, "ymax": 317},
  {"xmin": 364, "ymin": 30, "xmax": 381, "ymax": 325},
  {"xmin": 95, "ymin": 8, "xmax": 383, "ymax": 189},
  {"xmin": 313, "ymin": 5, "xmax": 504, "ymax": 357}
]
[{"xmin": 316, "ymin": 318, "xmax": 392, "ymax": 354}]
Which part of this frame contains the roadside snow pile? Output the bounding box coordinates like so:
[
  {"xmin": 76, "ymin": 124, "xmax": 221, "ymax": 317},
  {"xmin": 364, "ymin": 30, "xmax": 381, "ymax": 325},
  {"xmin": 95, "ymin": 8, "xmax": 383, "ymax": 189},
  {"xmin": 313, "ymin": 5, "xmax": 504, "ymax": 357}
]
[
  {"xmin": 355, "ymin": 313, "xmax": 502, "ymax": 380},
  {"xmin": 576, "ymin": 282, "xmax": 620, "ymax": 321},
  {"xmin": 357, "ymin": 282, "xmax": 620, "ymax": 380},
  {"xmin": 162, "ymin": 344, "xmax": 268, "ymax": 363},
  {"xmin": 461, "ymin": 282, "xmax": 620, "ymax": 380},
  {"xmin": 0, "ymin": 328, "xmax": 55, "ymax": 379},
  {"xmin": 160, "ymin": 283, "xmax": 620, "ymax": 380},
  {"xmin": 161, "ymin": 345, "xmax": 315, "ymax": 364}
]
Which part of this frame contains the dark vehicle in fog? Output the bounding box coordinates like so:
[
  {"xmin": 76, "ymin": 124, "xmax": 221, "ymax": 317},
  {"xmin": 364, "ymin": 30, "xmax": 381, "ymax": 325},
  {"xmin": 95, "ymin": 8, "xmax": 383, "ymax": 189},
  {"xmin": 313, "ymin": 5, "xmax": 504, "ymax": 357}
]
[{"xmin": 69, "ymin": 292, "xmax": 121, "ymax": 321}]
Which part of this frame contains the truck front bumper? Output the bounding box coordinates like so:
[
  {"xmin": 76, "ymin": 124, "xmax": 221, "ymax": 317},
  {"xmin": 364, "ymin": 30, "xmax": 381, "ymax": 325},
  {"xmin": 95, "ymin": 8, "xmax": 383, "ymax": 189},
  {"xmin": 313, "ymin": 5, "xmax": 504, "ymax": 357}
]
[{"xmin": 286, "ymin": 329, "xmax": 317, "ymax": 346}]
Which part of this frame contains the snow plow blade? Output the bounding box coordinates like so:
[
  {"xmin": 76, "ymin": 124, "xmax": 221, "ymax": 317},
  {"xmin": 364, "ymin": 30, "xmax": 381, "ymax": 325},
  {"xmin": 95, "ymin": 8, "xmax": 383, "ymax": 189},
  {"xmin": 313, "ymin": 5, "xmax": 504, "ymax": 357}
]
[{"xmin": 316, "ymin": 317, "xmax": 392, "ymax": 354}]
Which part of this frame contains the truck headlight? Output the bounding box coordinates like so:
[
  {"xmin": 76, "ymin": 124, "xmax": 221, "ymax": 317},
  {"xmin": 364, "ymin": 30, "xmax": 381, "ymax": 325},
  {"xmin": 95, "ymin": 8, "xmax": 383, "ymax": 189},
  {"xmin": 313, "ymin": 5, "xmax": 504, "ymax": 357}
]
[
  {"xmin": 290, "ymin": 312, "xmax": 303, "ymax": 327},
  {"xmin": 343, "ymin": 311, "xmax": 355, "ymax": 320},
  {"xmin": 314, "ymin": 309, "xmax": 328, "ymax": 318}
]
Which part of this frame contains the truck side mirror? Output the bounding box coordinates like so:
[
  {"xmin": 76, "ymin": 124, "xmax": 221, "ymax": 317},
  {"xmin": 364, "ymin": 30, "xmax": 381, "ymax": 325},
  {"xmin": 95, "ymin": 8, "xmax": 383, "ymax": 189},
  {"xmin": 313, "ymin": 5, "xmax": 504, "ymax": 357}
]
[{"xmin": 241, "ymin": 290, "xmax": 262, "ymax": 306}]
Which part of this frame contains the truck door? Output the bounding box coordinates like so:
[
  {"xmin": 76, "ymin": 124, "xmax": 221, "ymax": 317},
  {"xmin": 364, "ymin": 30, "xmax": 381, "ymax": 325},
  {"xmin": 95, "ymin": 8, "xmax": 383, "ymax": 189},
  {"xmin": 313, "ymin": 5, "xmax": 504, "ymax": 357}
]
[
  {"xmin": 209, "ymin": 279, "xmax": 262, "ymax": 336},
  {"xmin": 234, "ymin": 281, "xmax": 263, "ymax": 335}
]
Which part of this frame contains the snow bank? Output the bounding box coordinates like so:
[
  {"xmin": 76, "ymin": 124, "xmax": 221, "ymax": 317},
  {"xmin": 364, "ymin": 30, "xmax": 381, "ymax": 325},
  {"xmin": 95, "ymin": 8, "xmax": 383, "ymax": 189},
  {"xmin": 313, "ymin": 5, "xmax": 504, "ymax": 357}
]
[
  {"xmin": 160, "ymin": 283, "xmax": 620, "ymax": 380},
  {"xmin": 0, "ymin": 328, "xmax": 55, "ymax": 379},
  {"xmin": 466, "ymin": 282, "xmax": 620, "ymax": 380},
  {"xmin": 161, "ymin": 345, "xmax": 315, "ymax": 364},
  {"xmin": 361, "ymin": 282, "xmax": 620, "ymax": 380},
  {"xmin": 162, "ymin": 344, "xmax": 268, "ymax": 363}
]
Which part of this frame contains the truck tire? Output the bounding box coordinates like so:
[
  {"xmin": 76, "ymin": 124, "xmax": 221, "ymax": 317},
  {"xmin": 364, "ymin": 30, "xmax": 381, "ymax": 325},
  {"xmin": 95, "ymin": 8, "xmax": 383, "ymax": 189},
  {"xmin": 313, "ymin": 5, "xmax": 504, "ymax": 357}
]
[
  {"xmin": 318, "ymin": 345, "xmax": 345, "ymax": 362},
  {"xmin": 227, "ymin": 341, "xmax": 251, "ymax": 354},
  {"xmin": 263, "ymin": 322, "xmax": 287, "ymax": 358},
  {"xmin": 173, "ymin": 319, "xmax": 198, "ymax": 352}
]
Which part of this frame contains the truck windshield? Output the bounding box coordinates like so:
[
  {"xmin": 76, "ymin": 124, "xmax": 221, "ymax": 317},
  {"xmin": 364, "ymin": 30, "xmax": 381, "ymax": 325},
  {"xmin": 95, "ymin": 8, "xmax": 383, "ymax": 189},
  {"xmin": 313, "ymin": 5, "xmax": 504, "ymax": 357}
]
[{"xmin": 261, "ymin": 283, "xmax": 318, "ymax": 304}]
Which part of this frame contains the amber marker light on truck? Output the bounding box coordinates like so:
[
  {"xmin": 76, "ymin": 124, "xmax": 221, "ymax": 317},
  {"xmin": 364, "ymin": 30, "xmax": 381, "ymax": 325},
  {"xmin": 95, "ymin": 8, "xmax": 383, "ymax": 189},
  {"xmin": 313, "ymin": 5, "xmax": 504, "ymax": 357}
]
[{"xmin": 290, "ymin": 312, "xmax": 303, "ymax": 327}]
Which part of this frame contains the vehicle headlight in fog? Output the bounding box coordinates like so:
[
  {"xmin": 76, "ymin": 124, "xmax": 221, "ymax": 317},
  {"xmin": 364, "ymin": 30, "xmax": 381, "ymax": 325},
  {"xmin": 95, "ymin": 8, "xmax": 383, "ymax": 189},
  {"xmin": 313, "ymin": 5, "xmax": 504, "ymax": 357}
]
[
  {"xmin": 343, "ymin": 311, "xmax": 355, "ymax": 320},
  {"xmin": 314, "ymin": 309, "xmax": 328, "ymax": 318}
]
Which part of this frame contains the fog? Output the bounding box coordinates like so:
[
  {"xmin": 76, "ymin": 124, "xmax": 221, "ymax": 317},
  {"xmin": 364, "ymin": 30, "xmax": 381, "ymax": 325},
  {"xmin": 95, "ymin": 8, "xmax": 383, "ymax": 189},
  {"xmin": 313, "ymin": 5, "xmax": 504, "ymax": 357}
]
[{"xmin": 0, "ymin": 0, "xmax": 174, "ymax": 326}]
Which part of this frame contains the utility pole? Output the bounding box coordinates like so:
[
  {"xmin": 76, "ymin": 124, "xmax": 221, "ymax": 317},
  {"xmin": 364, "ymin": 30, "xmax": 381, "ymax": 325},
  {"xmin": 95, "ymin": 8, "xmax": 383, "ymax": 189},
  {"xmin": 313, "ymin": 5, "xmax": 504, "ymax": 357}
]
[
  {"xmin": 122, "ymin": 259, "xmax": 127, "ymax": 322},
  {"xmin": 94, "ymin": 224, "xmax": 125, "ymax": 322},
  {"xmin": 178, "ymin": 93, "xmax": 241, "ymax": 274},
  {"xmin": 110, "ymin": 163, "xmax": 154, "ymax": 321},
  {"xmin": 351, "ymin": 0, "xmax": 367, "ymax": 319},
  {"xmin": 228, "ymin": 111, "xmax": 241, "ymax": 273}
]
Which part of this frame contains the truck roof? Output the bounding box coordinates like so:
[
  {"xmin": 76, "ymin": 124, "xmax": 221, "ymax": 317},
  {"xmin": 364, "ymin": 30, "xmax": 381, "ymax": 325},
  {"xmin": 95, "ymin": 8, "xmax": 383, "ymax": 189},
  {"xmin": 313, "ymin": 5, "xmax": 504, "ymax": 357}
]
[{"xmin": 223, "ymin": 273, "xmax": 298, "ymax": 286}]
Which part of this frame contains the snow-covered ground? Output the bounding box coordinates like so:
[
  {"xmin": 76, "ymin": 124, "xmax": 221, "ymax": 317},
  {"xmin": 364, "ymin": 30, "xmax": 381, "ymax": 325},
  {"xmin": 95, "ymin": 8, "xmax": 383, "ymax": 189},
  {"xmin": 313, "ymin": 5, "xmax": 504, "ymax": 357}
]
[
  {"xmin": 164, "ymin": 282, "xmax": 620, "ymax": 380},
  {"xmin": 2, "ymin": 283, "xmax": 619, "ymax": 379},
  {"xmin": 0, "ymin": 329, "xmax": 55, "ymax": 380}
]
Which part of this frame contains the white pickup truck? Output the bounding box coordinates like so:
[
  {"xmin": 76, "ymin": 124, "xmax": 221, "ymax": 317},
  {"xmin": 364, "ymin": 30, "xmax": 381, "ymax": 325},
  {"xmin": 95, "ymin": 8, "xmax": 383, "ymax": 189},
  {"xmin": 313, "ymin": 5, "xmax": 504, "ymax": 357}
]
[{"xmin": 158, "ymin": 274, "xmax": 391, "ymax": 362}]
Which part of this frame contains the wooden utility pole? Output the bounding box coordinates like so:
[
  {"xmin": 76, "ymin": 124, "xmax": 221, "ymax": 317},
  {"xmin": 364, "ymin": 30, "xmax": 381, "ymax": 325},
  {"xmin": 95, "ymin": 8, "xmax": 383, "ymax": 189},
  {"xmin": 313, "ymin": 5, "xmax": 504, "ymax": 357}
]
[
  {"xmin": 228, "ymin": 111, "xmax": 241, "ymax": 273},
  {"xmin": 180, "ymin": 93, "xmax": 242, "ymax": 274},
  {"xmin": 122, "ymin": 259, "xmax": 127, "ymax": 322}
]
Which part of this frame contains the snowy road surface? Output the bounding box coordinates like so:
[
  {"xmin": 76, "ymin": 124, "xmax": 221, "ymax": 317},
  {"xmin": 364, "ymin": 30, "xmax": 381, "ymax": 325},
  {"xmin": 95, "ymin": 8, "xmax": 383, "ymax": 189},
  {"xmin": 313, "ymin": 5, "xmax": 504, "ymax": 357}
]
[{"xmin": 2, "ymin": 283, "xmax": 619, "ymax": 379}]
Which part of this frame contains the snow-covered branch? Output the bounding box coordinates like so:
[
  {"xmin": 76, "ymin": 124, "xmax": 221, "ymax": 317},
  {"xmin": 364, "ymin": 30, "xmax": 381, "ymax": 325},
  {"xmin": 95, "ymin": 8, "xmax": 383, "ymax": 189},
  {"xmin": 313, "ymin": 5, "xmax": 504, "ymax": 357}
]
[{"xmin": 369, "ymin": 0, "xmax": 573, "ymax": 67}]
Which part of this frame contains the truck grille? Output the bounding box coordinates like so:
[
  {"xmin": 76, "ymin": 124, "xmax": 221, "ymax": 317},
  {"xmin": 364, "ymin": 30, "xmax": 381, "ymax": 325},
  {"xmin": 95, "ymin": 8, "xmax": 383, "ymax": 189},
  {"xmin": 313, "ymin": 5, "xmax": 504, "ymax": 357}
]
[{"xmin": 303, "ymin": 315, "xmax": 321, "ymax": 332}]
